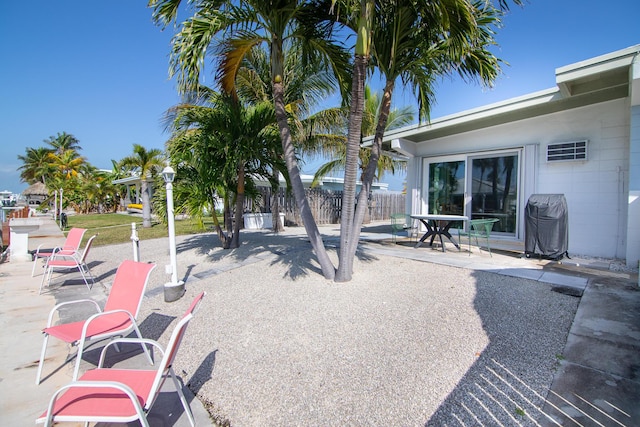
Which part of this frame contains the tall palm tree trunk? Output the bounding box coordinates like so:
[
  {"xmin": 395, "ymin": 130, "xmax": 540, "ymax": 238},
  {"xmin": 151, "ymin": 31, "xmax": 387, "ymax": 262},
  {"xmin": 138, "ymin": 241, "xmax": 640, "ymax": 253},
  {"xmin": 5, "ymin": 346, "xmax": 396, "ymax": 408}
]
[
  {"xmin": 141, "ymin": 180, "xmax": 152, "ymax": 228},
  {"xmin": 346, "ymin": 79, "xmax": 394, "ymax": 260},
  {"xmin": 336, "ymin": 0, "xmax": 374, "ymax": 282},
  {"xmin": 336, "ymin": 53, "xmax": 369, "ymax": 282},
  {"xmin": 273, "ymin": 81, "xmax": 335, "ymax": 280},
  {"xmin": 230, "ymin": 162, "xmax": 244, "ymax": 249}
]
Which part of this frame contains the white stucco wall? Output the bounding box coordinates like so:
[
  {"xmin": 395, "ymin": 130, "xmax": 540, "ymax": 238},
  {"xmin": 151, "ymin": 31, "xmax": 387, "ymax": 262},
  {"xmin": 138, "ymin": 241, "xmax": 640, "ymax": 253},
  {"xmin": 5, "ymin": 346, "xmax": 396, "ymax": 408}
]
[
  {"xmin": 536, "ymin": 100, "xmax": 629, "ymax": 260},
  {"xmin": 410, "ymin": 98, "xmax": 630, "ymax": 260},
  {"xmin": 628, "ymin": 105, "xmax": 640, "ymax": 267}
]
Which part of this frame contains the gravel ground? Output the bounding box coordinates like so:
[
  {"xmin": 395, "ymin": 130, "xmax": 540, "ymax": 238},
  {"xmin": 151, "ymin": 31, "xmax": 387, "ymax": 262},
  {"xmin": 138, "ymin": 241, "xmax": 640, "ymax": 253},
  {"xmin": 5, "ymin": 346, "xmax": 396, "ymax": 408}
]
[{"xmin": 86, "ymin": 228, "xmax": 579, "ymax": 427}]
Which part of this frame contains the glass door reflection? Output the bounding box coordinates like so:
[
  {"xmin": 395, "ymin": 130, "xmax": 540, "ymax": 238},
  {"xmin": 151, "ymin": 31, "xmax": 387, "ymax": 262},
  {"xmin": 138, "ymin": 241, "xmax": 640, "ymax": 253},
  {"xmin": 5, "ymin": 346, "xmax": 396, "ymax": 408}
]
[
  {"xmin": 470, "ymin": 154, "xmax": 518, "ymax": 234},
  {"xmin": 428, "ymin": 160, "xmax": 465, "ymax": 215}
]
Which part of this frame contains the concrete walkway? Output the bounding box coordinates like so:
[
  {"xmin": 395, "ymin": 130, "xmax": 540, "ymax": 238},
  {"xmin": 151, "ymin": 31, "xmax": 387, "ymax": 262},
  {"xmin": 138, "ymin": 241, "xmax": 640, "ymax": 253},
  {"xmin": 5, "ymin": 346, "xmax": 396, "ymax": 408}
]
[{"xmin": 1, "ymin": 216, "xmax": 638, "ymax": 426}]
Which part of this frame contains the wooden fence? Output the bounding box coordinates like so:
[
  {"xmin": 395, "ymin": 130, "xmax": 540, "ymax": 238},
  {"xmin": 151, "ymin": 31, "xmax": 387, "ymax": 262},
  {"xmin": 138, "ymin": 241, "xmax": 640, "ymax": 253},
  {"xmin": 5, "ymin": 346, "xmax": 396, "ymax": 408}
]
[{"xmin": 244, "ymin": 188, "xmax": 407, "ymax": 226}]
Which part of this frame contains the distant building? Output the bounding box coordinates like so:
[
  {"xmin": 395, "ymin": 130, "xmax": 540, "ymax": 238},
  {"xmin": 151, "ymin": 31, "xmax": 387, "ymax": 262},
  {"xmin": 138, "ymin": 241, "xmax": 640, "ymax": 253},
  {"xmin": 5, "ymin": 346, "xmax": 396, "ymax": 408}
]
[
  {"xmin": 22, "ymin": 182, "xmax": 48, "ymax": 206},
  {"xmin": 253, "ymin": 173, "xmax": 391, "ymax": 193},
  {"xmin": 112, "ymin": 175, "xmax": 146, "ymax": 209},
  {"xmin": 1, "ymin": 190, "xmax": 17, "ymax": 207}
]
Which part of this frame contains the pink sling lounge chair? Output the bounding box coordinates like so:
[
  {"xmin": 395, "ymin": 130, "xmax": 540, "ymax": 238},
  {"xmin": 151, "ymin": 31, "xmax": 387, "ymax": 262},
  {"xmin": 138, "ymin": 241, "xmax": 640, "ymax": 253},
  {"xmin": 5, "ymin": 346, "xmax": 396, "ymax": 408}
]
[
  {"xmin": 40, "ymin": 234, "xmax": 97, "ymax": 294},
  {"xmin": 37, "ymin": 292, "xmax": 206, "ymax": 427},
  {"xmin": 36, "ymin": 260, "xmax": 157, "ymax": 385},
  {"xmin": 32, "ymin": 227, "xmax": 87, "ymax": 277}
]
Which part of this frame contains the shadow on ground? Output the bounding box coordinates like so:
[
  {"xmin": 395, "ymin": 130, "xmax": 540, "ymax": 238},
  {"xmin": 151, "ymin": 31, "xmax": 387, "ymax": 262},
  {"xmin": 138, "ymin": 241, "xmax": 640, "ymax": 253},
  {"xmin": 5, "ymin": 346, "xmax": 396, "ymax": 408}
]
[
  {"xmin": 425, "ymin": 270, "xmax": 580, "ymax": 426},
  {"xmin": 176, "ymin": 230, "xmax": 379, "ymax": 281}
]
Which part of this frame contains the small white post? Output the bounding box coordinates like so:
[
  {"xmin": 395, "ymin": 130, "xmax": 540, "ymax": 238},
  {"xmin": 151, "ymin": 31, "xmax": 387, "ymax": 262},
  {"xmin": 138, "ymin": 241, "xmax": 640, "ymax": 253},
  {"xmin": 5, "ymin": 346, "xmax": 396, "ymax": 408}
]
[{"xmin": 130, "ymin": 222, "xmax": 140, "ymax": 262}]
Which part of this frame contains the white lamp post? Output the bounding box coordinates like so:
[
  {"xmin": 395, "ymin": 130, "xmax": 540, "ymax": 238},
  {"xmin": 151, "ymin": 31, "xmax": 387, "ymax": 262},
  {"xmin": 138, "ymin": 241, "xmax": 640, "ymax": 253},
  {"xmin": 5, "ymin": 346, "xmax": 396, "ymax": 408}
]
[{"xmin": 161, "ymin": 165, "xmax": 185, "ymax": 302}]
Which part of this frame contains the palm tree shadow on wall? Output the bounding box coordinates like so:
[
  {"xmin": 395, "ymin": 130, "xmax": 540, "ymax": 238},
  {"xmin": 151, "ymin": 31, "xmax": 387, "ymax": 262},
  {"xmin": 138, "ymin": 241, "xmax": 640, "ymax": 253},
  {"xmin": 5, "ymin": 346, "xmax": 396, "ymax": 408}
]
[{"xmin": 425, "ymin": 270, "xmax": 580, "ymax": 426}]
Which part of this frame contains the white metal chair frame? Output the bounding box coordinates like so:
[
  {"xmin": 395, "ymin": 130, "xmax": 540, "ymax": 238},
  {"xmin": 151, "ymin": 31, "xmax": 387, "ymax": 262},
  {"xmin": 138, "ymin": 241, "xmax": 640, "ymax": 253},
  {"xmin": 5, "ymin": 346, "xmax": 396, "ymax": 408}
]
[
  {"xmin": 37, "ymin": 292, "xmax": 206, "ymax": 427},
  {"xmin": 40, "ymin": 234, "xmax": 97, "ymax": 293},
  {"xmin": 31, "ymin": 227, "xmax": 87, "ymax": 277},
  {"xmin": 36, "ymin": 260, "xmax": 157, "ymax": 385}
]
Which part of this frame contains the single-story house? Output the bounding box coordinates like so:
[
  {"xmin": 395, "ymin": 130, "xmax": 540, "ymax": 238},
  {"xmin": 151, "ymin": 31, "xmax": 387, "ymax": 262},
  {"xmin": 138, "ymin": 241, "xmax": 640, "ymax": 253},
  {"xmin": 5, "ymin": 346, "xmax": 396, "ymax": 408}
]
[{"xmin": 373, "ymin": 45, "xmax": 639, "ymax": 267}]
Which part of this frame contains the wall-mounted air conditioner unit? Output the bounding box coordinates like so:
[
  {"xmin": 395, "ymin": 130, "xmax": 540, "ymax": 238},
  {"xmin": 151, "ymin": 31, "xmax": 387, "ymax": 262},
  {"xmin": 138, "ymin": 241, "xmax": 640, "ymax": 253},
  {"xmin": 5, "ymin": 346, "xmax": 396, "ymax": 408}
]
[{"xmin": 546, "ymin": 140, "xmax": 587, "ymax": 162}]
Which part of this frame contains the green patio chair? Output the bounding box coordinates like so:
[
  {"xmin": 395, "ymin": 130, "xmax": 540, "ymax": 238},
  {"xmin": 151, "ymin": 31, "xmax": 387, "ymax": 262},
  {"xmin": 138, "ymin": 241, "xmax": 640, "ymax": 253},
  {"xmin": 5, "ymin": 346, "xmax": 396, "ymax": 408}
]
[
  {"xmin": 391, "ymin": 214, "xmax": 417, "ymax": 243},
  {"xmin": 459, "ymin": 218, "xmax": 500, "ymax": 256}
]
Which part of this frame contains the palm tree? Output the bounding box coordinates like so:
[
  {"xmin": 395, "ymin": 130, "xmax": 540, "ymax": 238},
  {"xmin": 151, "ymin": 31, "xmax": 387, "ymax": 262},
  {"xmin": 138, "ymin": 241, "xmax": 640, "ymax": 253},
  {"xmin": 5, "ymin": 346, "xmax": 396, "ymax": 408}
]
[
  {"xmin": 236, "ymin": 44, "xmax": 343, "ymax": 232},
  {"xmin": 150, "ymin": 0, "xmax": 350, "ymax": 280},
  {"xmin": 120, "ymin": 144, "xmax": 165, "ymax": 228},
  {"xmin": 17, "ymin": 133, "xmax": 121, "ymax": 214},
  {"xmin": 165, "ymin": 88, "xmax": 282, "ymax": 248},
  {"xmin": 330, "ymin": 0, "xmax": 520, "ymax": 281},
  {"xmin": 17, "ymin": 146, "xmax": 54, "ymax": 185},
  {"xmin": 151, "ymin": 0, "xmax": 521, "ymax": 282},
  {"xmin": 47, "ymin": 149, "xmax": 86, "ymax": 180},
  {"xmin": 45, "ymin": 132, "xmax": 81, "ymax": 154}
]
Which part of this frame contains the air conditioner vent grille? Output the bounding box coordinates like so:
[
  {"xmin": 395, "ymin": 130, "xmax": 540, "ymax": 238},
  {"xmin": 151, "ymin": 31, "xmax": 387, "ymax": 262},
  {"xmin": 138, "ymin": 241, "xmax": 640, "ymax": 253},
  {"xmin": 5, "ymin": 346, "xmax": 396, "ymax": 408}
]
[{"xmin": 547, "ymin": 140, "xmax": 587, "ymax": 162}]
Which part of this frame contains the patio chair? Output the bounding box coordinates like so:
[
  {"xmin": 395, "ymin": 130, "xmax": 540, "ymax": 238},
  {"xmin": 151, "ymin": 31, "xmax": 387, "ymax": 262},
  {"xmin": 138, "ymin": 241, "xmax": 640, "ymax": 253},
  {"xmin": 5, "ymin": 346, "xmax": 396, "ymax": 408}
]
[
  {"xmin": 31, "ymin": 227, "xmax": 87, "ymax": 277},
  {"xmin": 40, "ymin": 234, "xmax": 97, "ymax": 294},
  {"xmin": 459, "ymin": 218, "xmax": 500, "ymax": 257},
  {"xmin": 390, "ymin": 213, "xmax": 417, "ymax": 243},
  {"xmin": 36, "ymin": 292, "xmax": 206, "ymax": 427},
  {"xmin": 36, "ymin": 260, "xmax": 157, "ymax": 385}
]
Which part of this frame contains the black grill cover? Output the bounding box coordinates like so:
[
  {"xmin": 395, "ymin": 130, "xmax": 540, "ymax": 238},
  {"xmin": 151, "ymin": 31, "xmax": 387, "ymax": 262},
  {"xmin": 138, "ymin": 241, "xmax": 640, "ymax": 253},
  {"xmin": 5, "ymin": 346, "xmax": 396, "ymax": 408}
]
[{"xmin": 525, "ymin": 194, "xmax": 568, "ymax": 260}]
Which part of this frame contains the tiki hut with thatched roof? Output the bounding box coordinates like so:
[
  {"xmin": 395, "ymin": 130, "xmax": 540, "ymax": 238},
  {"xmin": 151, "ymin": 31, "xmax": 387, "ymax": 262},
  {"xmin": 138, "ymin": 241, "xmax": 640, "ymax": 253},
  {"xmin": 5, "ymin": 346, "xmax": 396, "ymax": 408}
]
[{"xmin": 23, "ymin": 182, "xmax": 48, "ymax": 206}]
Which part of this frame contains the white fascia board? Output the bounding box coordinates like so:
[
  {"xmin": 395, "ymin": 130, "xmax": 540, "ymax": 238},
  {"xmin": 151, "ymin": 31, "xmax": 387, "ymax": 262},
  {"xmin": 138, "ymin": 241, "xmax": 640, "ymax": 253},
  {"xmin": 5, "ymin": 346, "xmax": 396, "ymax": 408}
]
[
  {"xmin": 380, "ymin": 88, "xmax": 559, "ymax": 142},
  {"xmin": 557, "ymin": 45, "xmax": 640, "ymax": 97},
  {"xmin": 556, "ymin": 45, "xmax": 640, "ymax": 82},
  {"xmin": 376, "ymin": 45, "xmax": 640, "ymax": 144}
]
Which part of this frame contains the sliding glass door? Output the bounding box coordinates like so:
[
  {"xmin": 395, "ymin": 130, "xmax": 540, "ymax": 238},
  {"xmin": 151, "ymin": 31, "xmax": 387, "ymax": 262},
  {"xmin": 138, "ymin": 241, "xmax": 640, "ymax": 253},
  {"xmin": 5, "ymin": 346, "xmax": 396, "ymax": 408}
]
[
  {"xmin": 425, "ymin": 158, "xmax": 466, "ymax": 215},
  {"xmin": 470, "ymin": 153, "xmax": 518, "ymax": 233},
  {"xmin": 423, "ymin": 150, "xmax": 520, "ymax": 236}
]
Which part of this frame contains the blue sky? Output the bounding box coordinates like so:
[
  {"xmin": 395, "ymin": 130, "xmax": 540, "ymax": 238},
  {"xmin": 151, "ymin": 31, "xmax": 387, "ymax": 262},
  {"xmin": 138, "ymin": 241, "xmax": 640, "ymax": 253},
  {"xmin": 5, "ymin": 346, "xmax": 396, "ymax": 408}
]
[{"xmin": 1, "ymin": 0, "xmax": 639, "ymax": 194}]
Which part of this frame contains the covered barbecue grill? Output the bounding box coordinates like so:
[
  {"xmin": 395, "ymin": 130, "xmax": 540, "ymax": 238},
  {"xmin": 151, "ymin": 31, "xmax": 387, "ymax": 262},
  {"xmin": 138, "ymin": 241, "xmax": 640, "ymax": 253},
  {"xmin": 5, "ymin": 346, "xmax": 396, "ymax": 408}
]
[{"xmin": 524, "ymin": 194, "xmax": 569, "ymax": 260}]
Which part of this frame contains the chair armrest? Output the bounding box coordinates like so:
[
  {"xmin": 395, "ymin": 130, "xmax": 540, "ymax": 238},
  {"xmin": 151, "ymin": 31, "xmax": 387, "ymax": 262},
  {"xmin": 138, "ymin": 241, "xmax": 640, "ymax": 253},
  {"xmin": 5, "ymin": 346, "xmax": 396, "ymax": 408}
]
[
  {"xmin": 46, "ymin": 299, "xmax": 101, "ymax": 328},
  {"xmin": 49, "ymin": 247, "xmax": 78, "ymax": 261},
  {"xmin": 34, "ymin": 244, "xmax": 61, "ymax": 257},
  {"xmin": 50, "ymin": 251, "xmax": 82, "ymax": 263},
  {"xmin": 42, "ymin": 380, "xmax": 146, "ymax": 425},
  {"xmin": 98, "ymin": 338, "xmax": 165, "ymax": 368},
  {"xmin": 79, "ymin": 309, "xmax": 137, "ymax": 343}
]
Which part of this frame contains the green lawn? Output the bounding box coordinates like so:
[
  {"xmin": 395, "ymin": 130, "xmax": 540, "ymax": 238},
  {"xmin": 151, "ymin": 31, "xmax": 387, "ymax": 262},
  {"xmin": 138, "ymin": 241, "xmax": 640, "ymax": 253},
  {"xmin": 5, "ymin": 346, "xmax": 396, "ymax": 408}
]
[{"xmin": 66, "ymin": 213, "xmax": 217, "ymax": 246}]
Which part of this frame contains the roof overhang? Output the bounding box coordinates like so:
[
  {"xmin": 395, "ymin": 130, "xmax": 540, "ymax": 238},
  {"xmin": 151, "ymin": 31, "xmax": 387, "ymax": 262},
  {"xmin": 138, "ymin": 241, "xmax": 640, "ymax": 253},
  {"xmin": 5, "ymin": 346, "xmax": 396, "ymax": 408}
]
[
  {"xmin": 366, "ymin": 44, "xmax": 640, "ymax": 152},
  {"xmin": 112, "ymin": 176, "xmax": 142, "ymax": 185}
]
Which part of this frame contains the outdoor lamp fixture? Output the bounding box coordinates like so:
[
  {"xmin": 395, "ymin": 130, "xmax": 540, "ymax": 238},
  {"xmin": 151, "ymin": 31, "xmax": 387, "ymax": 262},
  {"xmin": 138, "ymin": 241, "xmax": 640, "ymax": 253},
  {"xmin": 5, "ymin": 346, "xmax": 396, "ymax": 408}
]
[{"xmin": 162, "ymin": 165, "xmax": 185, "ymax": 302}]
